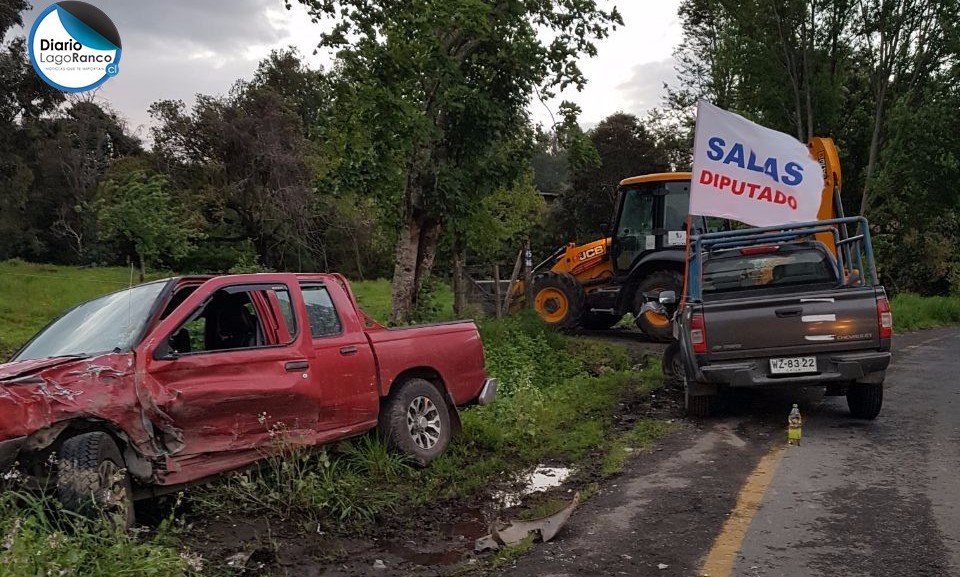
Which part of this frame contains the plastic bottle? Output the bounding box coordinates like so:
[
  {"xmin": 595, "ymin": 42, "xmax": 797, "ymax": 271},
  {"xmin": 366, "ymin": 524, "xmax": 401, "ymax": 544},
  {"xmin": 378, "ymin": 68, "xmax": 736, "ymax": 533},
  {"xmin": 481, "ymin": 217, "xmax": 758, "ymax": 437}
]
[{"xmin": 788, "ymin": 404, "xmax": 802, "ymax": 446}]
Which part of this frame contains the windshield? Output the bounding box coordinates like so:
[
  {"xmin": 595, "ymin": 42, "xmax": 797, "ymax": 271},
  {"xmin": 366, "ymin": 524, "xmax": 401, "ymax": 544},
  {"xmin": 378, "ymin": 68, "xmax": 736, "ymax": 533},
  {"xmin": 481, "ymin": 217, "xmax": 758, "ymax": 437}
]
[{"xmin": 14, "ymin": 281, "xmax": 169, "ymax": 362}]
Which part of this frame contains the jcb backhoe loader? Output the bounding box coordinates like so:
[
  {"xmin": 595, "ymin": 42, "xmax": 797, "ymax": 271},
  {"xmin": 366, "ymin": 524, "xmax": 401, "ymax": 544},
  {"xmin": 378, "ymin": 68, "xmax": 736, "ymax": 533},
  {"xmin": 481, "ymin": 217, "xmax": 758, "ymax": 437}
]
[{"xmin": 522, "ymin": 137, "xmax": 844, "ymax": 341}]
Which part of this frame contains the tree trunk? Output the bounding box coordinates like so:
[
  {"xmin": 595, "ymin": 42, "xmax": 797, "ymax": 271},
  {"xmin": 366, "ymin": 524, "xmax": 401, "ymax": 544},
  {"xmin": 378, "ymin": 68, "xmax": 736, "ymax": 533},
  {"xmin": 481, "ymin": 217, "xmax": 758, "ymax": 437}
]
[
  {"xmin": 414, "ymin": 219, "xmax": 441, "ymax": 299},
  {"xmin": 353, "ymin": 235, "xmax": 365, "ymax": 281},
  {"xmin": 138, "ymin": 251, "xmax": 146, "ymax": 283},
  {"xmin": 771, "ymin": 1, "xmax": 804, "ymax": 141},
  {"xmin": 860, "ymin": 80, "xmax": 888, "ymax": 217},
  {"xmin": 390, "ymin": 215, "xmax": 423, "ymax": 325},
  {"xmin": 803, "ymin": 0, "xmax": 815, "ymax": 141},
  {"xmin": 452, "ymin": 235, "xmax": 467, "ymax": 317}
]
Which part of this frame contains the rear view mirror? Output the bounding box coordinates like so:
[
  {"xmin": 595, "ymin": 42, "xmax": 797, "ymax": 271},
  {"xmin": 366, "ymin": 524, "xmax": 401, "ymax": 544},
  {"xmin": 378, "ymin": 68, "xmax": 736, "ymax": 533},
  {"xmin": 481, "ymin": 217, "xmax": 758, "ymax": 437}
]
[{"xmin": 659, "ymin": 291, "xmax": 677, "ymax": 305}]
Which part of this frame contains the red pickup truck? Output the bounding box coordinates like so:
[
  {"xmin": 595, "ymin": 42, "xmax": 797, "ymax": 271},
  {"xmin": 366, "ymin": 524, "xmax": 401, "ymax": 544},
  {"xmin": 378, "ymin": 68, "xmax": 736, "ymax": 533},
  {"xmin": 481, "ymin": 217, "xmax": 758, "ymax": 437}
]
[{"xmin": 0, "ymin": 273, "xmax": 496, "ymax": 526}]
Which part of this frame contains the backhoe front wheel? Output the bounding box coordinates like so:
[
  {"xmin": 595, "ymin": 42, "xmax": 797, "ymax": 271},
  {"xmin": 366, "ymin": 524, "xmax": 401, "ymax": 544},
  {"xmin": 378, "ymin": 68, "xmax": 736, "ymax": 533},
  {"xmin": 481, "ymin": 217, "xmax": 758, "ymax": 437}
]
[
  {"xmin": 634, "ymin": 270, "xmax": 683, "ymax": 342},
  {"xmin": 533, "ymin": 272, "xmax": 585, "ymax": 330}
]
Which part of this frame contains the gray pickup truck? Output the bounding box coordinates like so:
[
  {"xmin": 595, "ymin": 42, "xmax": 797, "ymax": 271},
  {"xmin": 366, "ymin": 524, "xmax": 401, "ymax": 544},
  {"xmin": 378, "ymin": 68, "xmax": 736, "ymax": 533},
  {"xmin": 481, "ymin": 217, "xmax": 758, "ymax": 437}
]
[{"xmin": 665, "ymin": 217, "xmax": 892, "ymax": 418}]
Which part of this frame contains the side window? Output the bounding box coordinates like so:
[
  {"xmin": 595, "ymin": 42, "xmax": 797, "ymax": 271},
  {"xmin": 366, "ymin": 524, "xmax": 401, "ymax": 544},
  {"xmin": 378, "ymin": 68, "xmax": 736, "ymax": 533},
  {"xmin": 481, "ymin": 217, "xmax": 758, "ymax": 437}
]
[
  {"xmin": 616, "ymin": 188, "xmax": 655, "ymax": 271},
  {"xmin": 663, "ymin": 183, "xmax": 690, "ymax": 232},
  {"xmin": 301, "ymin": 285, "xmax": 342, "ymax": 338},
  {"xmin": 274, "ymin": 288, "xmax": 298, "ymax": 339},
  {"xmin": 168, "ymin": 288, "xmax": 266, "ymax": 354}
]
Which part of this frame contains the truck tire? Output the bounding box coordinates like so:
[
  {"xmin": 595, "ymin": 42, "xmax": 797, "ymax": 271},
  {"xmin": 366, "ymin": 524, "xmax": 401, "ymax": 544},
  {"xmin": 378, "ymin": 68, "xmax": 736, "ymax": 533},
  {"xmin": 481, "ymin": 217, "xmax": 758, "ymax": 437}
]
[
  {"xmin": 580, "ymin": 312, "xmax": 621, "ymax": 330},
  {"xmin": 634, "ymin": 270, "xmax": 683, "ymax": 342},
  {"xmin": 533, "ymin": 272, "xmax": 585, "ymax": 330},
  {"xmin": 57, "ymin": 431, "xmax": 135, "ymax": 530},
  {"xmin": 662, "ymin": 341, "xmax": 685, "ymax": 386},
  {"xmin": 684, "ymin": 377, "xmax": 713, "ymax": 418},
  {"xmin": 847, "ymin": 382, "xmax": 883, "ymax": 419},
  {"xmin": 379, "ymin": 378, "xmax": 452, "ymax": 466}
]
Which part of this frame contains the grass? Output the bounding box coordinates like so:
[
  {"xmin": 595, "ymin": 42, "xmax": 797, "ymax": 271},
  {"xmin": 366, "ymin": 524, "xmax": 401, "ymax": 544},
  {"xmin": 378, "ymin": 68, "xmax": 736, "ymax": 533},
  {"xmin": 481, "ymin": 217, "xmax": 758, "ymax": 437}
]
[
  {"xmin": 0, "ymin": 261, "xmax": 454, "ymax": 357},
  {"xmin": 350, "ymin": 279, "xmax": 454, "ymax": 324},
  {"xmin": 0, "ymin": 487, "xmax": 200, "ymax": 576},
  {"xmin": 0, "ymin": 260, "xmax": 168, "ymax": 358},
  {"xmin": 890, "ymin": 292, "xmax": 960, "ymax": 332}
]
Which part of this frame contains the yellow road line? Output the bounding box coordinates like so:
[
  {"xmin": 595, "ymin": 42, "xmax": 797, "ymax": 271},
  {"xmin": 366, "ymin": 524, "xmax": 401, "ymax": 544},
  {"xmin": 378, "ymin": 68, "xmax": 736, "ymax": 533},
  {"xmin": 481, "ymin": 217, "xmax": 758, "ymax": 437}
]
[{"xmin": 699, "ymin": 446, "xmax": 786, "ymax": 577}]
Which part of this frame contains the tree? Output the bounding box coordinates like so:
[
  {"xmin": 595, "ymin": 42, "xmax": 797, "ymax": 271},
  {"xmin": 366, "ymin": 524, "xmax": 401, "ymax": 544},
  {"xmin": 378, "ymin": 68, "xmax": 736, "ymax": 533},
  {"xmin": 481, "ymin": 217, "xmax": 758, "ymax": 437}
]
[
  {"xmin": 95, "ymin": 170, "xmax": 201, "ymax": 281},
  {"xmin": 545, "ymin": 111, "xmax": 669, "ymax": 244},
  {"xmin": 853, "ymin": 0, "xmax": 959, "ymax": 216},
  {"xmin": 294, "ymin": 0, "xmax": 622, "ymax": 324},
  {"xmin": 149, "ymin": 60, "xmax": 320, "ymax": 271}
]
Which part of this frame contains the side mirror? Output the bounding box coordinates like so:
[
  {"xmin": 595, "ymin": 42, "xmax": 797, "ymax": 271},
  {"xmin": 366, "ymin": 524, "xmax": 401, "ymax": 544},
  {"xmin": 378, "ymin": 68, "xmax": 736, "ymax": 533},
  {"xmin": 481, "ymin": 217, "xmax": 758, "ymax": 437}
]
[{"xmin": 658, "ymin": 290, "xmax": 677, "ymax": 305}]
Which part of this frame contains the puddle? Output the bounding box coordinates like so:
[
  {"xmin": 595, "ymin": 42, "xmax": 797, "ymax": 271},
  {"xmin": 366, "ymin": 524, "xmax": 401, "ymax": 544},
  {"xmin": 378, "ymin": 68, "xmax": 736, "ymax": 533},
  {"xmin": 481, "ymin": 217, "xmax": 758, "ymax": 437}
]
[
  {"xmin": 494, "ymin": 465, "xmax": 572, "ymax": 508},
  {"xmin": 447, "ymin": 515, "xmax": 487, "ymax": 541},
  {"xmin": 385, "ymin": 543, "xmax": 463, "ymax": 566}
]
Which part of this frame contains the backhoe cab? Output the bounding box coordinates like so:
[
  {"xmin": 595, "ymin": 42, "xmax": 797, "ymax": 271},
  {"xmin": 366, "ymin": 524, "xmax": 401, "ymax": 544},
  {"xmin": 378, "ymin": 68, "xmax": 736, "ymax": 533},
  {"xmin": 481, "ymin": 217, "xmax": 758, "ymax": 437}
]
[{"xmin": 526, "ymin": 137, "xmax": 843, "ymax": 341}]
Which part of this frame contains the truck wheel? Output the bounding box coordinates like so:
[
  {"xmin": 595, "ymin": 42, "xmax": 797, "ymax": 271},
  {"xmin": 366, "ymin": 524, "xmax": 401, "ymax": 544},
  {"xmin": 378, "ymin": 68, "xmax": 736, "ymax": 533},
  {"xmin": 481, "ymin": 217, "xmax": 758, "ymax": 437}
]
[
  {"xmin": 532, "ymin": 272, "xmax": 585, "ymax": 330},
  {"xmin": 662, "ymin": 341, "xmax": 685, "ymax": 385},
  {"xmin": 634, "ymin": 271, "xmax": 683, "ymax": 342},
  {"xmin": 57, "ymin": 431, "xmax": 135, "ymax": 530},
  {"xmin": 380, "ymin": 378, "xmax": 452, "ymax": 466},
  {"xmin": 580, "ymin": 312, "xmax": 621, "ymax": 330},
  {"xmin": 684, "ymin": 378, "xmax": 713, "ymax": 418},
  {"xmin": 847, "ymin": 382, "xmax": 883, "ymax": 419}
]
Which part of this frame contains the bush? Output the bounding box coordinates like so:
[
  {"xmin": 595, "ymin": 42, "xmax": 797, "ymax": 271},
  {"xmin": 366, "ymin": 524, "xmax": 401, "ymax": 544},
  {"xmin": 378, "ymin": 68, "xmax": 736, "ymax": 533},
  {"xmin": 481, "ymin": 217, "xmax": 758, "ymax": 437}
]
[
  {"xmin": 891, "ymin": 293, "xmax": 960, "ymax": 332},
  {"xmin": 478, "ymin": 311, "xmax": 584, "ymax": 396}
]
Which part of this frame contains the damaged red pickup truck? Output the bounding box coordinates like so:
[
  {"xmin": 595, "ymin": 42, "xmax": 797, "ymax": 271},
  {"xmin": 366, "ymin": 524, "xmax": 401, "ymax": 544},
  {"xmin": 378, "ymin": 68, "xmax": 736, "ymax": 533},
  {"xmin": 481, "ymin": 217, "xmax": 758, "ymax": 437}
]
[{"xmin": 0, "ymin": 273, "xmax": 496, "ymax": 526}]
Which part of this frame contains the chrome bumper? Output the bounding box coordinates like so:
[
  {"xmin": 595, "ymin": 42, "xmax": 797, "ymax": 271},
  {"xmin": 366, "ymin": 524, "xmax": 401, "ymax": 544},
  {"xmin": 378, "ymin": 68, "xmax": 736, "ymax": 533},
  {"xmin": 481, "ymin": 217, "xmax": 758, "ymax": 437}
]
[{"xmin": 478, "ymin": 378, "xmax": 498, "ymax": 406}]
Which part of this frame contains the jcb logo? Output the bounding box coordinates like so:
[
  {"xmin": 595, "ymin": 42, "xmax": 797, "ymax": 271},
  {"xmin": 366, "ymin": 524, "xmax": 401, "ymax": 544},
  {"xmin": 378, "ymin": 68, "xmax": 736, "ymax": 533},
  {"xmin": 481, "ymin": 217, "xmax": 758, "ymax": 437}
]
[{"xmin": 577, "ymin": 246, "xmax": 605, "ymax": 261}]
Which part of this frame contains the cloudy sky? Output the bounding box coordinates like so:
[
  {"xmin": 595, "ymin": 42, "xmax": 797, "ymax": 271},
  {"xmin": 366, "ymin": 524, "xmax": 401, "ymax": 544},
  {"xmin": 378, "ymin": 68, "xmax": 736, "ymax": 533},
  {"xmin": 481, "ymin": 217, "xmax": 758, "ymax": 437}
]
[{"xmin": 16, "ymin": 0, "xmax": 683, "ymax": 137}]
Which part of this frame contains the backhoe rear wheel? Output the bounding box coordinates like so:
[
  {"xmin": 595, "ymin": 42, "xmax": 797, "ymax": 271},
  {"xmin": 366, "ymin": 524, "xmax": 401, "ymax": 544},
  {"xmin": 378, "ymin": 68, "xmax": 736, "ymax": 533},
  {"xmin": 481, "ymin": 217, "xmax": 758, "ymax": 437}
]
[
  {"xmin": 533, "ymin": 272, "xmax": 585, "ymax": 330},
  {"xmin": 634, "ymin": 270, "xmax": 683, "ymax": 342}
]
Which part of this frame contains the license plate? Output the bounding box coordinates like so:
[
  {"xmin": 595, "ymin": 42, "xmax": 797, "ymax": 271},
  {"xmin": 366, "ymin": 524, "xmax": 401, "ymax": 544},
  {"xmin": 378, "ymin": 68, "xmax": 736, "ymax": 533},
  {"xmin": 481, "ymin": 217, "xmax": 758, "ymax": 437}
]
[{"xmin": 769, "ymin": 356, "xmax": 817, "ymax": 374}]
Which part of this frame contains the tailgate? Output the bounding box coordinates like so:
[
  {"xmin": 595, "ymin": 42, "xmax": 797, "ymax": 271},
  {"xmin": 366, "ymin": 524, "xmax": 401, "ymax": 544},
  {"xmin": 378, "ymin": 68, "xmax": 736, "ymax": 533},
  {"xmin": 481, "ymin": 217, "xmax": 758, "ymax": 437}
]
[{"xmin": 702, "ymin": 287, "xmax": 881, "ymax": 360}]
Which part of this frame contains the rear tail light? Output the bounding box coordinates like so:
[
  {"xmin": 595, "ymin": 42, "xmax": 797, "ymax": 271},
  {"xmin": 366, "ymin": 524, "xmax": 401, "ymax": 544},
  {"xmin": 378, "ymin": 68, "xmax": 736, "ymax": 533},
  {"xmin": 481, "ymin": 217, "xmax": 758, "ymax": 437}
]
[
  {"xmin": 691, "ymin": 313, "xmax": 707, "ymax": 353},
  {"xmin": 877, "ymin": 297, "xmax": 893, "ymax": 339}
]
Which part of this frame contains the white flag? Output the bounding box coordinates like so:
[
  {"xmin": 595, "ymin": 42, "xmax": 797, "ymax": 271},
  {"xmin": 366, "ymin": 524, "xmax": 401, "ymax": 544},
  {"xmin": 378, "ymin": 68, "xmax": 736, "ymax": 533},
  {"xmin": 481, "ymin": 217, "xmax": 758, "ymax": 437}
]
[{"xmin": 689, "ymin": 101, "xmax": 824, "ymax": 227}]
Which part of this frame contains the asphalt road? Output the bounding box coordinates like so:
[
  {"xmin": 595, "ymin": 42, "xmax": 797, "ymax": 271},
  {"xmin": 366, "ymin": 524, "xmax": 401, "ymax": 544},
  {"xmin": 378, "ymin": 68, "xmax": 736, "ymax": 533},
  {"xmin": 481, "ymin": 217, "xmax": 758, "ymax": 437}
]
[
  {"xmin": 500, "ymin": 327, "xmax": 960, "ymax": 577},
  {"xmin": 732, "ymin": 326, "xmax": 960, "ymax": 577}
]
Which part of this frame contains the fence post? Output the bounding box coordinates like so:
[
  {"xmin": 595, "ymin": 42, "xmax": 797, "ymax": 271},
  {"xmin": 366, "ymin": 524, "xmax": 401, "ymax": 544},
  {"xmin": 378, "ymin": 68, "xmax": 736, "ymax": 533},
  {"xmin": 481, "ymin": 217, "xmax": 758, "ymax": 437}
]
[
  {"xmin": 493, "ymin": 263, "xmax": 503, "ymax": 318},
  {"xmin": 502, "ymin": 249, "xmax": 523, "ymax": 313},
  {"xmin": 523, "ymin": 239, "xmax": 534, "ymax": 309}
]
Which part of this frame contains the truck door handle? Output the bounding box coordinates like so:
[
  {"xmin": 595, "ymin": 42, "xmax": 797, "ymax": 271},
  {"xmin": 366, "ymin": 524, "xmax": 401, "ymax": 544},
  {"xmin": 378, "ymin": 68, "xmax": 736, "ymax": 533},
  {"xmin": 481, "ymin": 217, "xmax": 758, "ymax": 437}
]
[
  {"xmin": 285, "ymin": 360, "xmax": 310, "ymax": 371},
  {"xmin": 775, "ymin": 307, "xmax": 803, "ymax": 318},
  {"xmin": 340, "ymin": 346, "xmax": 358, "ymax": 355}
]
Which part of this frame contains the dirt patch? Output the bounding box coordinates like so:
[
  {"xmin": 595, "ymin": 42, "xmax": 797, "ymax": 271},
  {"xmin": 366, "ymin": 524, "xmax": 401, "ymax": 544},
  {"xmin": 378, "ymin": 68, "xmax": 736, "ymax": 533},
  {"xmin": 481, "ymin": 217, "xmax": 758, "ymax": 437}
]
[{"xmin": 578, "ymin": 327, "xmax": 668, "ymax": 364}]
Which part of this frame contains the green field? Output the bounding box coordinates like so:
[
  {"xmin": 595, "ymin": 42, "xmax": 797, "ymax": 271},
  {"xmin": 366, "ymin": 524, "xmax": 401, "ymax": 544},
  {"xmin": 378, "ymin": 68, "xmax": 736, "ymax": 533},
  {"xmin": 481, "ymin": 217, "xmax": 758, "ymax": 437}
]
[{"xmin": 0, "ymin": 260, "xmax": 454, "ymax": 357}]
